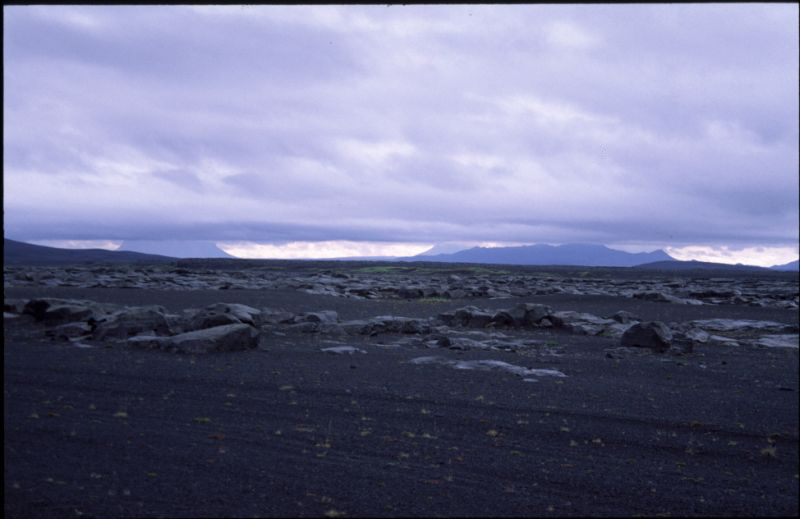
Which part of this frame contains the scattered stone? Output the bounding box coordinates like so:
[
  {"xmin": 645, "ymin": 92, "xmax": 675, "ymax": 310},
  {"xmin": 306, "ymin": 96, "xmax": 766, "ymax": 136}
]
[
  {"xmin": 491, "ymin": 310, "xmax": 517, "ymax": 328},
  {"xmin": 45, "ymin": 322, "xmax": 92, "ymax": 340},
  {"xmin": 321, "ymin": 346, "xmax": 367, "ymax": 354},
  {"xmin": 187, "ymin": 303, "xmax": 262, "ymax": 330},
  {"xmin": 317, "ymin": 324, "xmax": 346, "ymax": 336},
  {"xmin": 4, "ymin": 298, "xmax": 27, "ymax": 314},
  {"xmin": 23, "ymin": 299, "xmax": 96, "ymax": 324},
  {"xmin": 340, "ymin": 320, "xmax": 374, "ymax": 335},
  {"xmin": 707, "ymin": 335, "xmax": 741, "ymax": 348},
  {"xmin": 601, "ymin": 322, "xmax": 637, "ymax": 339},
  {"xmin": 128, "ymin": 323, "xmax": 259, "ymax": 354},
  {"xmin": 295, "ymin": 310, "xmax": 339, "ymax": 324},
  {"xmin": 5, "ymin": 265, "xmax": 797, "ymax": 309},
  {"xmin": 92, "ymin": 306, "xmax": 174, "ymax": 341},
  {"xmin": 397, "ymin": 287, "xmax": 423, "ymax": 299},
  {"xmin": 286, "ymin": 322, "xmax": 322, "ymax": 333},
  {"xmin": 752, "ymin": 334, "xmax": 799, "ymax": 349},
  {"xmin": 621, "ymin": 321, "xmax": 673, "ymax": 353},
  {"xmin": 259, "ymin": 308, "xmax": 296, "ymax": 325},
  {"xmin": 604, "ymin": 346, "xmax": 653, "ymax": 359},
  {"xmin": 610, "ymin": 310, "xmax": 638, "ymax": 324},
  {"xmin": 672, "ymin": 327, "xmax": 710, "ymax": 347},
  {"xmin": 455, "ymin": 306, "xmax": 492, "ymax": 328},
  {"xmin": 687, "ymin": 319, "xmax": 797, "ymax": 334},
  {"xmin": 516, "ymin": 303, "xmax": 553, "ymax": 325},
  {"xmin": 550, "ymin": 311, "xmax": 617, "ymax": 336},
  {"xmin": 409, "ymin": 356, "xmax": 566, "ymax": 379},
  {"xmin": 442, "ymin": 337, "xmax": 494, "ymax": 351}
]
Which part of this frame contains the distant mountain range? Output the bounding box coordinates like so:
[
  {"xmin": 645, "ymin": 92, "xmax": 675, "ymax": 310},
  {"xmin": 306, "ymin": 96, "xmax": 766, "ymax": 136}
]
[
  {"xmin": 6, "ymin": 237, "xmax": 797, "ymax": 271},
  {"xmin": 414, "ymin": 243, "xmax": 675, "ymax": 267},
  {"xmin": 770, "ymin": 259, "xmax": 799, "ymax": 271},
  {"xmin": 634, "ymin": 260, "xmax": 768, "ymax": 271},
  {"xmin": 4, "ymin": 238, "xmax": 174, "ymax": 265}
]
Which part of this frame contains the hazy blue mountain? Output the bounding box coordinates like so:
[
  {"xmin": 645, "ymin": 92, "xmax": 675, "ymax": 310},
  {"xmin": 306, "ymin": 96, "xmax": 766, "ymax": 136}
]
[
  {"xmin": 770, "ymin": 259, "xmax": 799, "ymax": 271},
  {"xmin": 634, "ymin": 259, "xmax": 767, "ymax": 271},
  {"xmin": 119, "ymin": 240, "xmax": 234, "ymax": 258},
  {"xmin": 4, "ymin": 238, "xmax": 174, "ymax": 265},
  {"xmin": 416, "ymin": 242, "xmax": 475, "ymax": 256},
  {"xmin": 419, "ymin": 243, "xmax": 675, "ymax": 267}
]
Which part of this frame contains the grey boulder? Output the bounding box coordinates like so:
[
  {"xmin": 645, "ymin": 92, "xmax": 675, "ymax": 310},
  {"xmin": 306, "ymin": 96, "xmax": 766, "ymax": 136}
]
[
  {"xmin": 516, "ymin": 303, "xmax": 553, "ymax": 326},
  {"xmin": 621, "ymin": 321, "xmax": 673, "ymax": 353},
  {"xmin": 22, "ymin": 298, "xmax": 112, "ymax": 325},
  {"xmin": 46, "ymin": 322, "xmax": 92, "ymax": 340},
  {"xmin": 4, "ymin": 298, "xmax": 27, "ymax": 314},
  {"xmin": 128, "ymin": 323, "xmax": 259, "ymax": 354},
  {"xmin": 187, "ymin": 303, "xmax": 262, "ymax": 330},
  {"xmin": 294, "ymin": 310, "xmax": 339, "ymax": 325},
  {"xmin": 550, "ymin": 311, "xmax": 617, "ymax": 336},
  {"xmin": 610, "ymin": 310, "xmax": 638, "ymax": 324},
  {"xmin": 92, "ymin": 306, "xmax": 174, "ymax": 341}
]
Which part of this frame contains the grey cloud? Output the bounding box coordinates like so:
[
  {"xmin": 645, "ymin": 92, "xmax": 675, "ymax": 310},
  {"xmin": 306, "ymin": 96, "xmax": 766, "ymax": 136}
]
[
  {"xmin": 383, "ymin": 155, "xmax": 479, "ymax": 191},
  {"xmin": 4, "ymin": 7, "xmax": 361, "ymax": 86},
  {"xmin": 3, "ymin": 5, "xmax": 798, "ymax": 252},
  {"xmin": 151, "ymin": 169, "xmax": 205, "ymax": 193}
]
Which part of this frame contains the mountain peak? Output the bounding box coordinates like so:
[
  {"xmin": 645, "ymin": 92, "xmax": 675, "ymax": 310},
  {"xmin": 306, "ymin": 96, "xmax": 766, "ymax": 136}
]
[
  {"xmin": 770, "ymin": 259, "xmax": 799, "ymax": 271},
  {"xmin": 118, "ymin": 240, "xmax": 233, "ymax": 259},
  {"xmin": 416, "ymin": 242, "xmax": 477, "ymax": 256}
]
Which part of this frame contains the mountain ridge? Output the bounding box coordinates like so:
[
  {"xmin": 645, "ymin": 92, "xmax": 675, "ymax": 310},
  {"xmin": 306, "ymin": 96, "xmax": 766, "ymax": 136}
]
[
  {"xmin": 416, "ymin": 243, "xmax": 675, "ymax": 267},
  {"xmin": 4, "ymin": 238, "xmax": 175, "ymax": 265},
  {"xmin": 633, "ymin": 259, "xmax": 768, "ymax": 271},
  {"xmin": 770, "ymin": 259, "xmax": 799, "ymax": 271}
]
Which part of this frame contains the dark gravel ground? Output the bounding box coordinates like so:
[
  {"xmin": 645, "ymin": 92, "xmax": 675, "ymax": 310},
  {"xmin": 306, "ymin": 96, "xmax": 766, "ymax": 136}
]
[{"xmin": 4, "ymin": 287, "xmax": 799, "ymax": 517}]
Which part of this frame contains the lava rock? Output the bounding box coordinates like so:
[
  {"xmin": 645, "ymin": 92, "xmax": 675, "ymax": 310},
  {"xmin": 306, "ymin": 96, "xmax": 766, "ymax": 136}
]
[
  {"xmin": 610, "ymin": 310, "xmax": 638, "ymax": 324},
  {"xmin": 295, "ymin": 310, "xmax": 339, "ymax": 325},
  {"xmin": 621, "ymin": 321, "xmax": 673, "ymax": 353},
  {"xmin": 92, "ymin": 306, "xmax": 174, "ymax": 341},
  {"xmin": 128, "ymin": 323, "xmax": 259, "ymax": 354}
]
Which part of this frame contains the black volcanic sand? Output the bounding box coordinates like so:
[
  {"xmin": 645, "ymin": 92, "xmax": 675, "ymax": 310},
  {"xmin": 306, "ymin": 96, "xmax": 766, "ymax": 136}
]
[{"xmin": 5, "ymin": 288, "xmax": 799, "ymax": 517}]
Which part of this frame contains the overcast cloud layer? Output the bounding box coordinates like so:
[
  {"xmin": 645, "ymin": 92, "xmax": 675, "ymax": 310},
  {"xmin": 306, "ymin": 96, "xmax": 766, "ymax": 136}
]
[{"xmin": 4, "ymin": 5, "xmax": 799, "ymax": 263}]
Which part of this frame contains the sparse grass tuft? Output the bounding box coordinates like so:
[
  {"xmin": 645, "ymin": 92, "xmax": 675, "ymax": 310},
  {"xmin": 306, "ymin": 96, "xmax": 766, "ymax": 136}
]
[{"xmin": 354, "ymin": 266, "xmax": 410, "ymax": 274}]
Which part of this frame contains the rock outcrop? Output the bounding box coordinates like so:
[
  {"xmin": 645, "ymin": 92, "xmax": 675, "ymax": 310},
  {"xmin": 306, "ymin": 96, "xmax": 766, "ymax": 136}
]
[
  {"xmin": 621, "ymin": 321, "xmax": 673, "ymax": 353},
  {"xmin": 128, "ymin": 323, "xmax": 259, "ymax": 354}
]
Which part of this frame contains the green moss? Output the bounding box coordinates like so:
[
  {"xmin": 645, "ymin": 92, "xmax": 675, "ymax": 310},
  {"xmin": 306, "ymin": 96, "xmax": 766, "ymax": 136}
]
[{"xmin": 417, "ymin": 297, "xmax": 449, "ymax": 304}]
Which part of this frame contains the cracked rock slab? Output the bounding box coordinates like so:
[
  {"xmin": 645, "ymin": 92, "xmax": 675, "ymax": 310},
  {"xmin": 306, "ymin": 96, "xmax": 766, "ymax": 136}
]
[
  {"xmin": 127, "ymin": 323, "xmax": 259, "ymax": 354},
  {"xmin": 409, "ymin": 356, "xmax": 566, "ymax": 380}
]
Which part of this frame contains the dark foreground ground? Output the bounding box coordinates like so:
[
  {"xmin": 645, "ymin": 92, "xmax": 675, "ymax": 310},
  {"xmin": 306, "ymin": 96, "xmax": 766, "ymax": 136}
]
[{"xmin": 5, "ymin": 287, "xmax": 799, "ymax": 517}]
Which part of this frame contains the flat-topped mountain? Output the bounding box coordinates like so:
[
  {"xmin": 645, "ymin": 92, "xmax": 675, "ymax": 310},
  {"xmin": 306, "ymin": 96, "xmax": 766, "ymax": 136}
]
[
  {"xmin": 3, "ymin": 239, "xmax": 174, "ymax": 265},
  {"xmin": 119, "ymin": 240, "xmax": 234, "ymax": 259},
  {"xmin": 418, "ymin": 243, "xmax": 675, "ymax": 267},
  {"xmin": 416, "ymin": 242, "xmax": 478, "ymax": 256},
  {"xmin": 634, "ymin": 260, "xmax": 768, "ymax": 271}
]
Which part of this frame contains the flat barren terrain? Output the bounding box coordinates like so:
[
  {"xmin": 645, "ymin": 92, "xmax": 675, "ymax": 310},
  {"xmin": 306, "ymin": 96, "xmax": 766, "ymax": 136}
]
[{"xmin": 4, "ymin": 263, "xmax": 799, "ymax": 517}]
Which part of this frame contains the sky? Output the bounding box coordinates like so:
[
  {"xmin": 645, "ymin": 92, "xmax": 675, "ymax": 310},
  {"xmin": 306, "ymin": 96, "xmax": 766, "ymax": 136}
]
[{"xmin": 4, "ymin": 5, "xmax": 799, "ymax": 266}]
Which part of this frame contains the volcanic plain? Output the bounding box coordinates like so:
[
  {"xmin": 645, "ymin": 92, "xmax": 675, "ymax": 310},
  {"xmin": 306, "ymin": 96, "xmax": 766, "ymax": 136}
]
[{"xmin": 4, "ymin": 260, "xmax": 799, "ymax": 517}]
